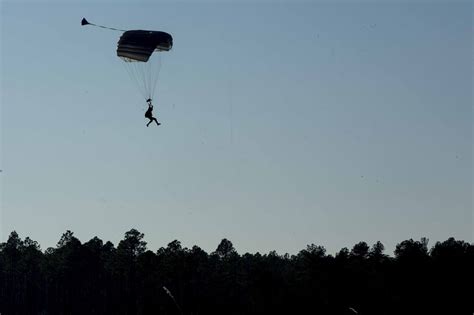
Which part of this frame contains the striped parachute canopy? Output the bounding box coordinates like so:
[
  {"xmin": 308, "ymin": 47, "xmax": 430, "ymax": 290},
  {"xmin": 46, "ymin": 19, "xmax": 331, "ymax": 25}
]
[
  {"xmin": 117, "ymin": 30, "xmax": 173, "ymax": 101},
  {"xmin": 117, "ymin": 30, "xmax": 173, "ymax": 61}
]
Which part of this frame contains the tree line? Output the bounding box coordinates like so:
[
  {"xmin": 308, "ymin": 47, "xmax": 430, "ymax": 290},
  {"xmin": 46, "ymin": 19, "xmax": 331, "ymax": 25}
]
[{"xmin": 0, "ymin": 229, "xmax": 472, "ymax": 315}]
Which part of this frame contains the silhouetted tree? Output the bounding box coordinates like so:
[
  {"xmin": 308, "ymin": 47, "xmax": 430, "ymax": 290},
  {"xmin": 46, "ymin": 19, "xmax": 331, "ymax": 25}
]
[
  {"xmin": 350, "ymin": 241, "xmax": 370, "ymax": 259},
  {"xmin": 213, "ymin": 238, "xmax": 236, "ymax": 259},
  {"xmin": 369, "ymin": 241, "xmax": 386, "ymax": 261}
]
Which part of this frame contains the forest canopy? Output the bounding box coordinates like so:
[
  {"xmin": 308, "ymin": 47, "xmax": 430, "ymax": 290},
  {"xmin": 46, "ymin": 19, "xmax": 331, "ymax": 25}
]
[{"xmin": 1, "ymin": 229, "xmax": 472, "ymax": 315}]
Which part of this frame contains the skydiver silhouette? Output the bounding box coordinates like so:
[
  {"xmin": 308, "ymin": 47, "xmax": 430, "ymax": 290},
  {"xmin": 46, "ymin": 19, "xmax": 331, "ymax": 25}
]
[{"xmin": 145, "ymin": 98, "xmax": 160, "ymax": 127}]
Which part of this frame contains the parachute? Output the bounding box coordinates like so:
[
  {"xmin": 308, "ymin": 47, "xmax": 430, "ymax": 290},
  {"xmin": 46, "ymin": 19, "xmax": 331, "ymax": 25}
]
[
  {"xmin": 82, "ymin": 18, "xmax": 173, "ymax": 101},
  {"xmin": 117, "ymin": 30, "xmax": 173, "ymax": 101}
]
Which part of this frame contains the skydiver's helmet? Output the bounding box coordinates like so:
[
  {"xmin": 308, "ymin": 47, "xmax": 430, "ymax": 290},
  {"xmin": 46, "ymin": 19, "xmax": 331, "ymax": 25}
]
[{"xmin": 146, "ymin": 98, "xmax": 152, "ymax": 103}]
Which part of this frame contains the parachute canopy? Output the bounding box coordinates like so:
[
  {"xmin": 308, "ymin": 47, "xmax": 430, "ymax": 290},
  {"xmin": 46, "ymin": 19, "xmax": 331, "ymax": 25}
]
[
  {"xmin": 116, "ymin": 30, "xmax": 173, "ymax": 100},
  {"xmin": 117, "ymin": 30, "xmax": 173, "ymax": 62}
]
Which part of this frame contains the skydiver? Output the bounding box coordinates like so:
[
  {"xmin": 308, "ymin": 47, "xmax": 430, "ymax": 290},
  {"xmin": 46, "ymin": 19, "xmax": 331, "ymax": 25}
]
[{"xmin": 145, "ymin": 98, "xmax": 160, "ymax": 127}]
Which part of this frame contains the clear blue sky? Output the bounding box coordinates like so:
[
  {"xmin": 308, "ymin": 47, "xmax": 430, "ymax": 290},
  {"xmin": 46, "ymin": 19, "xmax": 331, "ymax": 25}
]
[{"xmin": 1, "ymin": 1, "xmax": 472, "ymax": 255}]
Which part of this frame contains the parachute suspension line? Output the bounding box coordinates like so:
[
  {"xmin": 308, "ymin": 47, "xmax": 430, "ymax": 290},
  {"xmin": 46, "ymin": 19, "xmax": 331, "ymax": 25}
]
[
  {"xmin": 120, "ymin": 55, "xmax": 163, "ymax": 103},
  {"xmin": 150, "ymin": 54, "xmax": 163, "ymax": 99},
  {"xmin": 131, "ymin": 62, "xmax": 146, "ymax": 98},
  {"xmin": 81, "ymin": 18, "xmax": 126, "ymax": 32},
  {"xmin": 120, "ymin": 59, "xmax": 147, "ymax": 102},
  {"xmin": 143, "ymin": 53, "xmax": 162, "ymax": 101},
  {"xmin": 130, "ymin": 63, "xmax": 143, "ymax": 99}
]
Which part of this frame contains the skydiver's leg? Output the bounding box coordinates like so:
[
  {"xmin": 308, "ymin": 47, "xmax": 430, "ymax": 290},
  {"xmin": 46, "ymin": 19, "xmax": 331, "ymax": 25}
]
[
  {"xmin": 153, "ymin": 117, "xmax": 160, "ymax": 126},
  {"xmin": 147, "ymin": 119, "xmax": 153, "ymax": 127}
]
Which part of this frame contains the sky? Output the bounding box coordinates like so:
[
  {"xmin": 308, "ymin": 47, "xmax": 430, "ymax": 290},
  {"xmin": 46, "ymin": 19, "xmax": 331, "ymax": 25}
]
[{"xmin": 1, "ymin": 0, "xmax": 472, "ymax": 256}]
